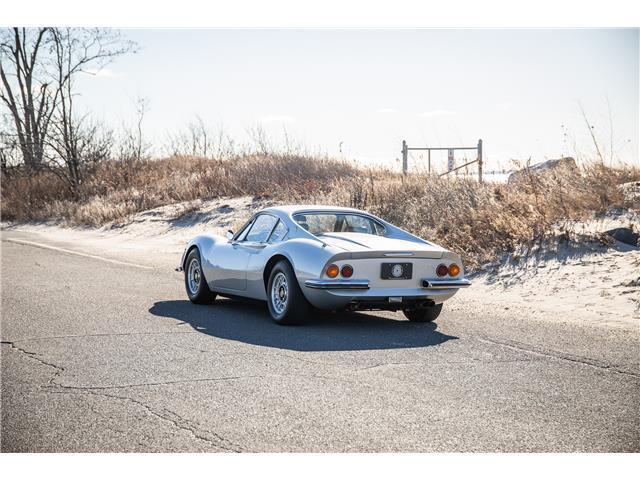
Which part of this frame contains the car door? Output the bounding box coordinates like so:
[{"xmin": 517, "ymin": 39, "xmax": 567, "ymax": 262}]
[
  {"xmin": 245, "ymin": 218, "xmax": 290, "ymax": 299},
  {"xmin": 211, "ymin": 214, "xmax": 278, "ymax": 292}
]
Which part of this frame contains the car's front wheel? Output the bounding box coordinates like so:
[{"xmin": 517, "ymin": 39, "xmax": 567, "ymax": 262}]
[
  {"xmin": 403, "ymin": 303, "xmax": 442, "ymax": 323},
  {"xmin": 184, "ymin": 248, "xmax": 216, "ymax": 304},
  {"xmin": 267, "ymin": 260, "xmax": 310, "ymax": 325}
]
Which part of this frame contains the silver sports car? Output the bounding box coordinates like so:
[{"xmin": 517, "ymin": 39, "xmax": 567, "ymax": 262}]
[{"xmin": 178, "ymin": 205, "xmax": 471, "ymax": 325}]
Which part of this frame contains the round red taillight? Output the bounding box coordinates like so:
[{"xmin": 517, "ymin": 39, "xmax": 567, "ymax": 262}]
[
  {"xmin": 436, "ymin": 264, "xmax": 449, "ymax": 277},
  {"xmin": 341, "ymin": 264, "xmax": 353, "ymax": 278},
  {"xmin": 326, "ymin": 264, "xmax": 340, "ymax": 278}
]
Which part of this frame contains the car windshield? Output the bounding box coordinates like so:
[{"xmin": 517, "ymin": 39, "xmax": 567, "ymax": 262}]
[{"xmin": 293, "ymin": 212, "xmax": 385, "ymax": 236}]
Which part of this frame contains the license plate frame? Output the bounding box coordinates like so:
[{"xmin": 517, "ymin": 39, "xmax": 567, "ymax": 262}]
[{"xmin": 380, "ymin": 262, "xmax": 413, "ymax": 280}]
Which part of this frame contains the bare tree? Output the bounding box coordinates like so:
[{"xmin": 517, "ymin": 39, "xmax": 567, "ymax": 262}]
[
  {"xmin": 1, "ymin": 28, "xmax": 135, "ymax": 194},
  {"xmin": 49, "ymin": 28, "xmax": 134, "ymax": 195},
  {"xmin": 0, "ymin": 110, "xmax": 21, "ymax": 172},
  {"xmin": 46, "ymin": 114, "xmax": 113, "ymax": 191},
  {"xmin": 246, "ymin": 123, "xmax": 271, "ymax": 156},
  {"xmin": 0, "ymin": 28, "xmax": 56, "ymax": 169},
  {"xmin": 116, "ymin": 95, "xmax": 150, "ymax": 162},
  {"xmin": 165, "ymin": 117, "xmax": 235, "ymax": 159},
  {"xmin": 190, "ymin": 115, "xmax": 208, "ymax": 157},
  {"xmin": 134, "ymin": 96, "xmax": 150, "ymax": 161}
]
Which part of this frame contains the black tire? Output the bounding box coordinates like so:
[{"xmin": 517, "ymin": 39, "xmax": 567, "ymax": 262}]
[
  {"xmin": 184, "ymin": 248, "xmax": 216, "ymax": 304},
  {"xmin": 403, "ymin": 303, "xmax": 443, "ymax": 323},
  {"xmin": 267, "ymin": 260, "xmax": 310, "ymax": 325}
]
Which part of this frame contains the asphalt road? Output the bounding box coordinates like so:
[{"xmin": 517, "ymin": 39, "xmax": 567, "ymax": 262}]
[{"xmin": 1, "ymin": 231, "xmax": 639, "ymax": 452}]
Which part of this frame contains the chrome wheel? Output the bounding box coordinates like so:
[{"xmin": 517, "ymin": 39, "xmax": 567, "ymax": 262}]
[
  {"xmin": 187, "ymin": 258, "xmax": 202, "ymax": 295},
  {"xmin": 271, "ymin": 272, "xmax": 288, "ymax": 315}
]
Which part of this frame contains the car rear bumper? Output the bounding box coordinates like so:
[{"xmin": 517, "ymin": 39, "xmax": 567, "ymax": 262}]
[
  {"xmin": 304, "ymin": 278, "xmax": 471, "ymax": 290},
  {"xmin": 301, "ymin": 277, "xmax": 471, "ymax": 310}
]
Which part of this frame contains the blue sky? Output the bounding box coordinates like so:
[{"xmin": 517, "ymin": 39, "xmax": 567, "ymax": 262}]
[{"xmin": 75, "ymin": 29, "xmax": 639, "ymax": 170}]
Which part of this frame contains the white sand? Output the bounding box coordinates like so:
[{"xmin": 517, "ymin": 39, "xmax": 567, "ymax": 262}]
[
  {"xmin": 453, "ymin": 211, "xmax": 640, "ymax": 330},
  {"xmin": 1, "ymin": 196, "xmax": 270, "ymax": 269}
]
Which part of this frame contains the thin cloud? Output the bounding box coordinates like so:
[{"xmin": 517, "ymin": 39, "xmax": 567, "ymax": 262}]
[
  {"xmin": 419, "ymin": 109, "xmax": 456, "ymax": 118},
  {"xmin": 259, "ymin": 115, "xmax": 296, "ymax": 124},
  {"xmin": 377, "ymin": 108, "xmax": 398, "ymax": 113}
]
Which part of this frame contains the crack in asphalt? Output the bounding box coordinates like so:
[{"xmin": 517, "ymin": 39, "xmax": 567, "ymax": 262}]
[
  {"xmin": 2, "ymin": 340, "xmax": 363, "ymax": 450},
  {"xmin": 1, "ymin": 341, "xmax": 243, "ymax": 452},
  {"xmin": 218, "ymin": 349, "xmax": 351, "ymax": 367},
  {"xmin": 47, "ymin": 388, "xmax": 243, "ymax": 452},
  {"xmin": 52, "ymin": 371, "xmax": 366, "ymax": 391},
  {"xmin": 1, "ymin": 341, "xmax": 65, "ymax": 387},
  {"xmin": 177, "ymin": 347, "xmax": 543, "ymax": 375},
  {"xmin": 477, "ymin": 337, "xmax": 640, "ymax": 378},
  {"xmin": 54, "ymin": 375, "xmax": 266, "ymax": 390},
  {"xmin": 4, "ymin": 328, "xmax": 638, "ymax": 452},
  {"xmin": 351, "ymin": 357, "xmax": 539, "ymax": 373}
]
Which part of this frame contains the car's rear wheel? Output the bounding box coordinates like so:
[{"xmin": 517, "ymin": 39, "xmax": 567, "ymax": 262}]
[
  {"xmin": 403, "ymin": 303, "xmax": 442, "ymax": 323},
  {"xmin": 267, "ymin": 260, "xmax": 310, "ymax": 325},
  {"xmin": 184, "ymin": 248, "xmax": 216, "ymax": 304}
]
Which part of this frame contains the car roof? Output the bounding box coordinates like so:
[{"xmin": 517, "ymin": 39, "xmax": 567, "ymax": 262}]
[{"xmin": 261, "ymin": 205, "xmax": 369, "ymax": 216}]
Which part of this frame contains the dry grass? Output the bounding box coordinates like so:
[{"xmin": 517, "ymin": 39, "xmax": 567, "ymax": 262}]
[
  {"xmin": 312, "ymin": 162, "xmax": 639, "ymax": 266},
  {"xmin": 2, "ymin": 154, "xmax": 638, "ymax": 267},
  {"xmin": 1, "ymin": 154, "xmax": 358, "ymax": 226}
]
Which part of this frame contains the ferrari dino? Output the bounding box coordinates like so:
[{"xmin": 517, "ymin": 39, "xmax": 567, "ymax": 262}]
[{"xmin": 178, "ymin": 205, "xmax": 470, "ymax": 324}]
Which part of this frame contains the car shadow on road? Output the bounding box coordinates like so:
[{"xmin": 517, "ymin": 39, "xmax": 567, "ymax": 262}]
[{"xmin": 149, "ymin": 299, "xmax": 458, "ymax": 352}]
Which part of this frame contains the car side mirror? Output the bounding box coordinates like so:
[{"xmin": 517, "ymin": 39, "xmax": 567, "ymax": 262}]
[{"xmin": 226, "ymin": 230, "xmax": 234, "ymax": 241}]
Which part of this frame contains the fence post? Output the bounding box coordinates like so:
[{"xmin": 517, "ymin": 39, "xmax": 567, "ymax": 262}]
[
  {"xmin": 402, "ymin": 140, "xmax": 408, "ymax": 175},
  {"xmin": 477, "ymin": 139, "xmax": 483, "ymax": 183}
]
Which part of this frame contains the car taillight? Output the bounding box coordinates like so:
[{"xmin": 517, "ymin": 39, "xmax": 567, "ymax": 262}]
[
  {"xmin": 449, "ymin": 264, "xmax": 460, "ymax": 277},
  {"xmin": 326, "ymin": 264, "xmax": 340, "ymax": 278},
  {"xmin": 341, "ymin": 264, "xmax": 353, "ymax": 278},
  {"xmin": 436, "ymin": 264, "xmax": 449, "ymax": 277}
]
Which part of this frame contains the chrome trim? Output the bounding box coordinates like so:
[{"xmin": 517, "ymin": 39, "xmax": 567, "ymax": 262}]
[
  {"xmin": 383, "ymin": 252, "xmax": 414, "ymax": 257},
  {"xmin": 305, "ymin": 279, "xmax": 370, "ymax": 290},
  {"xmin": 421, "ymin": 278, "xmax": 472, "ymax": 289}
]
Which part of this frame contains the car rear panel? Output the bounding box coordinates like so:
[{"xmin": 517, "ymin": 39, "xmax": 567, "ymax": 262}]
[{"xmin": 324, "ymin": 257, "xmax": 463, "ymax": 290}]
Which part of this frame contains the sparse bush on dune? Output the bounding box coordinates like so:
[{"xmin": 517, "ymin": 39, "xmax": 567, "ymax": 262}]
[{"xmin": 1, "ymin": 152, "xmax": 638, "ymax": 267}]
